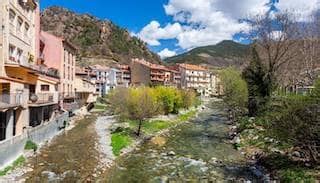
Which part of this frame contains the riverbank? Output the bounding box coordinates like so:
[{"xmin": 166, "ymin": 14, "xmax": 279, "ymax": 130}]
[
  {"xmin": 231, "ymin": 114, "xmax": 320, "ymax": 181},
  {"xmin": 0, "ymin": 108, "xmax": 98, "ymax": 182}
]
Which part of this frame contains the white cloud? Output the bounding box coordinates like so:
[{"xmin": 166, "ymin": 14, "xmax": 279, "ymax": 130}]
[
  {"xmin": 275, "ymin": 0, "xmax": 320, "ymax": 21},
  {"xmin": 136, "ymin": 21, "xmax": 183, "ymax": 46},
  {"xmin": 158, "ymin": 48, "xmax": 177, "ymax": 59},
  {"xmin": 137, "ymin": 0, "xmax": 320, "ymax": 50}
]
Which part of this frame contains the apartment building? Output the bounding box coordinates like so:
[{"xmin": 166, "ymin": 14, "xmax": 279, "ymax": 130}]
[
  {"xmin": 131, "ymin": 58, "xmax": 168, "ymax": 86},
  {"xmin": 40, "ymin": 31, "xmax": 77, "ymax": 112},
  {"xmin": 0, "ymin": 0, "xmax": 61, "ymax": 141},
  {"xmin": 165, "ymin": 66, "xmax": 182, "ymax": 88},
  {"xmin": 179, "ymin": 64, "xmax": 211, "ymax": 96},
  {"xmin": 75, "ymin": 67, "xmax": 97, "ymax": 107},
  {"xmin": 116, "ymin": 64, "xmax": 131, "ymax": 87},
  {"xmin": 89, "ymin": 65, "xmax": 117, "ymax": 96}
]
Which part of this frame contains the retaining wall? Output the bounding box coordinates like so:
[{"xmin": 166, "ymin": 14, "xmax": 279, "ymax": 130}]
[{"xmin": 0, "ymin": 112, "xmax": 69, "ymax": 169}]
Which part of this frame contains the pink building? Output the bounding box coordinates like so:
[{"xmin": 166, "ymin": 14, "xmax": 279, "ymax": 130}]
[{"xmin": 39, "ymin": 31, "xmax": 77, "ymax": 112}]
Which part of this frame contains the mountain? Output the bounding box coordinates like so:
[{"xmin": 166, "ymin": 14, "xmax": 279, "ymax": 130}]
[
  {"xmin": 165, "ymin": 40, "xmax": 250, "ymax": 68},
  {"xmin": 40, "ymin": 7, "xmax": 161, "ymax": 66}
]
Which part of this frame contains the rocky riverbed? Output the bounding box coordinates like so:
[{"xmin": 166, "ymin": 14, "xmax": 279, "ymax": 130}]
[{"xmin": 104, "ymin": 100, "xmax": 269, "ymax": 182}]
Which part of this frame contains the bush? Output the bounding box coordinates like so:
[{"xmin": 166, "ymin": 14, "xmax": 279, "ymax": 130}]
[
  {"xmin": 269, "ymin": 94, "xmax": 320, "ymax": 164},
  {"xmin": 24, "ymin": 140, "xmax": 37, "ymax": 151}
]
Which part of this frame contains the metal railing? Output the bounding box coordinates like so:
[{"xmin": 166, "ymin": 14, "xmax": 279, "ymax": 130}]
[
  {"xmin": 29, "ymin": 93, "xmax": 59, "ymax": 104},
  {"xmin": 0, "ymin": 93, "xmax": 25, "ymax": 107}
]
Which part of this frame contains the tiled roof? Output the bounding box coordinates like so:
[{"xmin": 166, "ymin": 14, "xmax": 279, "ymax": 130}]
[
  {"xmin": 91, "ymin": 65, "xmax": 110, "ymax": 71},
  {"xmin": 178, "ymin": 64, "xmax": 207, "ymax": 71},
  {"xmin": 132, "ymin": 58, "xmax": 169, "ymax": 71}
]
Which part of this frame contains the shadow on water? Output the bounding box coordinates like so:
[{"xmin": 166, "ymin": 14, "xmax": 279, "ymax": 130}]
[{"xmin": 105, "ymin": 101, "xmax": 264, "ymax": 182}]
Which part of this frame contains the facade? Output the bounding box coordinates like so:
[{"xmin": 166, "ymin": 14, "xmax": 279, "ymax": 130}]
[
  {"xmin": 89, "ymin": 65, "xmax": 117, "ymax": 96},
  {"xmin": 74, "ymin": 68, "xmax": 97, "ymax": 107},
  {"xmin": 40, "ymin": 31, "xmax": 77, "ymax": 112},
  {"xmin": 131, "ymin": 58, "xmax": 168, "ymax": 86},
  {"xmin": 179, "ymin": 64, "xmax": 211, "ymax": 96},
  {"xmin": 0, "ymin": 0, "xmax": 61, "ymax": 142},
  {"xmin": 116, "ymin": 64, "xmax": 131, "ymax": 87}
]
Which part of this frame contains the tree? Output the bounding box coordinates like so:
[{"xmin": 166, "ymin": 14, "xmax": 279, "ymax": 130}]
[
  {"xmin": 219, "ymin": 67, "xmax": 248, "ymax": 117},
  {"xmin": 250, "ymin": 12, "xmax": 300, "ymax": 93},
  {"xmin": 243, "ymin": 47, "xmax": 271, "ymax": 116},
  {"xmin": 296, "ymin": 14, "xmax": 320, "ymax": 87},
  {"xmin": 109, "ymin": 87, "xmax": 159, "ymax": 136}
]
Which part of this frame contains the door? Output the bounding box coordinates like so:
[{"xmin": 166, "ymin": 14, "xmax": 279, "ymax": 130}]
[{"xmin": 0, "ymin": 112, "xmax": 7, "ymax": 141}]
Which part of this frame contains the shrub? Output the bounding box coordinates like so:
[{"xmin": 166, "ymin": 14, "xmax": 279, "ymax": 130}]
[{"xmin": 24, "ymin": 140, "xmax": 37, "ymax": 151}]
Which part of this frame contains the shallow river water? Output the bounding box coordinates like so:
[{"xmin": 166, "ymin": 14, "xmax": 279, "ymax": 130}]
[
  {"xmin": 105, "ymin": 102, "xmax": 263, "ymax": 182},
  {"xmin": 19, "ymin": 101, "xmax": 264, "ymax": 182}
]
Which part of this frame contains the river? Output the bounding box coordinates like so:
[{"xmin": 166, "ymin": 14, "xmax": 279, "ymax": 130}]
[{"xmin": 17, "ymin": 100, "xmax": 264, "ymax": 182}]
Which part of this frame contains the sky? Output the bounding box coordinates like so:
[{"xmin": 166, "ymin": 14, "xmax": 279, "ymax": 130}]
[{"xmin": 41, "ymin": 0, "xmax": 320, "ymax": 59}]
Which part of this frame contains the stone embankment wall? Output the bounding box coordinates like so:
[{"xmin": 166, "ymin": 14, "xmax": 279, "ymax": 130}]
[{"xmin": 0, "ymin": 112, "xmax": 69, "ymax": 169}]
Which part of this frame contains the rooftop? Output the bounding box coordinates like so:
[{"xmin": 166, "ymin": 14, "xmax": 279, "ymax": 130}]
[{"xmin": 178, "ymin": 63, "xmax": 207, "ymax": 71}]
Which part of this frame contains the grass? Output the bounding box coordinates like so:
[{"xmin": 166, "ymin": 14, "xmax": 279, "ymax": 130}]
[
  {"xmin": 24, "ymin": 140, "xmax": 37, "ymax": 151},
  {"xmin": 0, "ymin": 156, "xmax": 26, "ymax": 176},
  {"xmin": 177, "ymin": 110, "xmax": 197, "ymax": 122},
  {"xmin": 93, "ymin": 103, "xmax": 107, "ymax": 111},
  {"xmin": 111, "ymin": 132, "xmax": 132, "ymax": 156}
]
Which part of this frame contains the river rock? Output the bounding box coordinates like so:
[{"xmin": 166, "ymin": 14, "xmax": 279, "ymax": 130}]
[
  {"xmin": 167, "ymin": 151, "xmax": 176, "ymax": 156},
  {"xmin": 292, "ymin": 151, "xmax": 301, "ymax": 158}
]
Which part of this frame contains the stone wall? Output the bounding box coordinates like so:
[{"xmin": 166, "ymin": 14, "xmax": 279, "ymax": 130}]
[{"xmin": 0, "ymin": 112, "xmax": 69, "ymax": 169}]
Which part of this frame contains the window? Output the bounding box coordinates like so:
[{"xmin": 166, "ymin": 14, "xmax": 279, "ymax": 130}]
[
  {"xmin": 41, "ymin": 85, "xmax": 50, "ymax": 91},
  {"xmin": 16, "ymin": 49, "xmax": 22, "ymax": 63},
  {"xmin": 17, "ymin": 17, "xmax": 23, "ymax": 32},
  {"xmin": 24, "ymin": 23, "xmax": 29, "ymax": 37},
  {"xmin": 9, "ymin": 9, "xmax": 16, "ymax": 23},
  {"xmin": 9, "ymin": 45, "xmax": 16, "ymax": 61}
]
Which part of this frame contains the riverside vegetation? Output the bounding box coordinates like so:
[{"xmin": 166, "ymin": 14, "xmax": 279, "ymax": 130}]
[
  {"xmin": 219, "ymin": 54, "xmax": 320, "ymax": 181},
  {"xmin": 218, "ymin": 12, "xmax": 320, "ymax": 181},
  {"xmin": 108, "ymin": 86, "xmax": 199, "ymax": 156}
]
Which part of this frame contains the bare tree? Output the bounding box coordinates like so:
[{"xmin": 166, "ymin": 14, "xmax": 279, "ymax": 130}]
[
  {"xmin": 297, "ymin": 14, "xmax": 320, "ymax": 86},
  {"xmin": 250, "ymin": 12, "xmax": 300, "ymax": 94}
]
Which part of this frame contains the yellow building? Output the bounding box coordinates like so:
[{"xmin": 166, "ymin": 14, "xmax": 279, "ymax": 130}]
[
  {"xmin": 0, "ymin": 0, "xmax": 60, "ymax": 141},
  {"xmin": 74, "ymin": 68, "xmax": 97, "ymax": 108}
]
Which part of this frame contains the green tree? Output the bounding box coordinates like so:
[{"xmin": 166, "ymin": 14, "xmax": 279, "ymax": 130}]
[
  {"xmin": 243, "ymin": 47, "xmax": 272, "ymax": 116},
  {"xmin": 219, "ymin": 67, "xmax": 248, "ymax": 115}
]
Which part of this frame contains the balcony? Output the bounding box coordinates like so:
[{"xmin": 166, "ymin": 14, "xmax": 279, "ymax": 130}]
[
  {"xmin": 0, "ymin": 93, "xmax": 25, "ymax": 110},
  {"xmin": 63, "ymin": 102, "xmax": 79, "ymax": 112},
  {"xmin": 6, "ymin": 55, "xmax": 34, "ymax": 70},
  {"xmin": 29, "ymin": 93, "xmax": 59, "ymax": 106}
]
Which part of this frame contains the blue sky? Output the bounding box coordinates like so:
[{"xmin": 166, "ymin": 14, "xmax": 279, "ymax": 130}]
[{"xmin": 40, "ymin": 0, "xmax": 319, "ymax": 58}]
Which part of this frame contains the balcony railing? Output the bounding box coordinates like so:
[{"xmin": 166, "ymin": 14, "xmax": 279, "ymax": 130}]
[
  {"xmin": 29, "ymin": 93, "xmax": 59, "ymax": 105},
  {"xmin": 63, "ymin": 102, "xmax": 79, "ymax": 112},
  {"xmin": 0, "ymin": 93, "xmax": 25, "ymax": 108},
  {"xmin": 6, "ymin": 55, "xmax": 33, "ymax": 69}
]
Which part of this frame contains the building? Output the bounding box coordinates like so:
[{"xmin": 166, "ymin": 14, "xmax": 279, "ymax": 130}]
[
  {"xmin": 116, "ymin": 64, "xmax": 131, "ymax": 87},
  {"xmin": 40, "ymin": 31, "xmax": 77, "ymax": 112},
  {"xmin": 89, "ymin": 65, "xmax": 117, "ymax": 96},
  {"xmin": 0, "ymin": 0, "xmax": 62, "ymax": 141},
  {"xmin": 131, "ymin": 58, "xmax": 168, "ymax": 86},
  {"xmin": 74, "ymin": 67, "xmax": 97, "ymax": 108},
  {"xmin": 178, "ymin": 64, "xmax": 211, "ymax": 96},
  {"xmin": 165, "ymin": 66, "xmax": 182, "ymax": 88}
]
